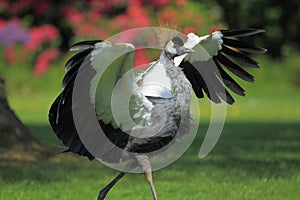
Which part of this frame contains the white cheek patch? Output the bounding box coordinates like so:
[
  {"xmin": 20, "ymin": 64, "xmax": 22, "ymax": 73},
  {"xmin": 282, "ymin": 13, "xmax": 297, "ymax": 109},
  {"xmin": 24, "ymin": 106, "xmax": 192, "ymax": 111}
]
[{"xmin": 166, "ymin": 41, "xmax": 177, "ymax": 55}]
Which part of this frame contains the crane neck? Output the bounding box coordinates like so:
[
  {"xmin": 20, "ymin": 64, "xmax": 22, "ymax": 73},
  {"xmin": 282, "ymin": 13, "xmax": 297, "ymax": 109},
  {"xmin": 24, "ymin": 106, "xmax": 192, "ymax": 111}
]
[
  {"xmin": 159, "ymin": 50, "xmax": 174, "ymax": 66},
  {"xmin": 159, "ymin": 49, "xmax": 192, "ymax": 119}
]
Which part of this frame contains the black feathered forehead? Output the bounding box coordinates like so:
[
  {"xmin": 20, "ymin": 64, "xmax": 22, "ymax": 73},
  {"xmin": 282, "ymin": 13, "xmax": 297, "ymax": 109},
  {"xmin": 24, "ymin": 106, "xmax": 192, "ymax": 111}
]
[{"xmin": 171, "ymin": 36, "xmax": 184, "ymax": 46}]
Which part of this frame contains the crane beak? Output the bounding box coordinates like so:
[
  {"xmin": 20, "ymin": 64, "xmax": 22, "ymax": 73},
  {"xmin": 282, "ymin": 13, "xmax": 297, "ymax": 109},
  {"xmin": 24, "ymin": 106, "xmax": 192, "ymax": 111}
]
[{"xmin": 177, "ymin": 46, "xmax": 194, "ymax": 55}]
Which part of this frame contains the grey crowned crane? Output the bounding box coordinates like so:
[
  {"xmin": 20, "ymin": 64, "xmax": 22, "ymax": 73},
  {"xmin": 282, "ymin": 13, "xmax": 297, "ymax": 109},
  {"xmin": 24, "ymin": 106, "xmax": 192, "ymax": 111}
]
[{"xmin": 49, "ymin": 28, "xmax": 266, "ymax": 200}]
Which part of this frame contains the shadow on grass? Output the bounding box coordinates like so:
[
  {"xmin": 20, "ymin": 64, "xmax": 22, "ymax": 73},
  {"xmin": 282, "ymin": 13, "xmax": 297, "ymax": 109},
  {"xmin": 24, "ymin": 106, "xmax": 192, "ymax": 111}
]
[
  {"xmin": 26, "ymin": 124, "xmax": 61, "ymax": 147},
  {"xmin": 181, "ymin": 122, "xmax": 300, "ymax": 178},
  {"xmin": 1, "ymin": 122, "xmax": 299, "ymax": 183}
]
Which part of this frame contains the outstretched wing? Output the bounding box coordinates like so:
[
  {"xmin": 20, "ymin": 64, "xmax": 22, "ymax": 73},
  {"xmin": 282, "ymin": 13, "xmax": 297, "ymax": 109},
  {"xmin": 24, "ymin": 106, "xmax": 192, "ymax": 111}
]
[
  {"xmin": 176, "ymin": 29, "xmax": 266, "ymax": 104},
  {"xmin": 49, "ymin": 40, "xmax": 154, "ymax": 160},
  {"xmin": 90, "ymin": 41, "xmax": 135, "ymax": 126},
  {"xmin": 49, "ymin": 40, "xmax": 126, "ymax": 159},
  {"xmin": 90, "ymin": 41, "xmax": 154, "ymax": 131}
]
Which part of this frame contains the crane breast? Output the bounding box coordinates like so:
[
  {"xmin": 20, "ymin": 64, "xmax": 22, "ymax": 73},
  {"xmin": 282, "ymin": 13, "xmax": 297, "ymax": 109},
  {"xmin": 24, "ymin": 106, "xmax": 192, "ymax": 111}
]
[{"xmin": 138, "ymin": 62, "xmax": 173, "ymax": 99}]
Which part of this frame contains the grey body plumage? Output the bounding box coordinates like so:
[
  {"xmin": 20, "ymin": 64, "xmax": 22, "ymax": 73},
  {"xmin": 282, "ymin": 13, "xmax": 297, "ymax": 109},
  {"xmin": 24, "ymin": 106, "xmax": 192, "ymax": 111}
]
[{"xmin": 124, "ymin": 47, "xmax": 195, "ymax": 153}]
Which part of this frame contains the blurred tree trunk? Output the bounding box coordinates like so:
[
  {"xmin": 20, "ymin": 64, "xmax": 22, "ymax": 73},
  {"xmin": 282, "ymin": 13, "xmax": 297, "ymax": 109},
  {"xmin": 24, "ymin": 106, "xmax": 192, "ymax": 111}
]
[
  {"xmin": 0, "ymin": 77, "xmax": 55, "ymax": 161},
  {"xmin": 0, "ymin": 77, "xmax": 33, "ymax": 148}
]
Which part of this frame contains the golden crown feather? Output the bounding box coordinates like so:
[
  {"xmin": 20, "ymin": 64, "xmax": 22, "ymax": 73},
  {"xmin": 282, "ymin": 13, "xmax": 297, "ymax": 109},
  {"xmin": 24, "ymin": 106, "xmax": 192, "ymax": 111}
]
[{"xmin": 155, "ymin": 21, "xmax": 185, "ymax": 49}]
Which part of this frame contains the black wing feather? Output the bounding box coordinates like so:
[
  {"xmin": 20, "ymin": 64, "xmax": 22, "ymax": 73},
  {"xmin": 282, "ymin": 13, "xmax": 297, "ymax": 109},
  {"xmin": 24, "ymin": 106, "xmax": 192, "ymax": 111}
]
[
  {"xmin": 221, "ymin": 46, "xmax": 259, "ymax": 68},
  {"xmin": 63, "ymin": 50, "xmax": 91, "ymax": 87},
  {"xmin": 216, "ymin": 53, "xmax": 254, "ymax": 82},
  {"xmin": 182, "ymin": 59, "xmax": 234, "ymax": 104},
  {"xmin": 222, "ymin": 38, "xmax": 267, "ymax": 54},
  {"xmin": 182, "ymin": 61, "xmax": 205, "ymax": 98},
  {"xmin": 49, "ymin": 43, "xmax": 98, "ymax": 160},
  {"xmin": 180, "ymin": 28, "xmax": 266, "ymax": 104},
  {"xmin": 70, "ymin": 40, "xmax": 102, "ymax": 52},
  {"xmin": 220, "ymin": 29, "xmax": 265, "ymax": 37},
  {"xmin": 213, "ymin": 60, "xmax": 245, "ymax": 96},
  {"xmin": 65, "ymin": 48, "xmax": 93, "ymax": 71}
]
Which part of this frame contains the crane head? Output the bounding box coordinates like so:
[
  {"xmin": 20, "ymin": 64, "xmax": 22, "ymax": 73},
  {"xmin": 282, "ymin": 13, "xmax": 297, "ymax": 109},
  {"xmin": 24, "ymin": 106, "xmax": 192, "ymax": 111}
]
[{"xmin": 165, "ymin": 36, "xmax": 194, "ymax": 59}]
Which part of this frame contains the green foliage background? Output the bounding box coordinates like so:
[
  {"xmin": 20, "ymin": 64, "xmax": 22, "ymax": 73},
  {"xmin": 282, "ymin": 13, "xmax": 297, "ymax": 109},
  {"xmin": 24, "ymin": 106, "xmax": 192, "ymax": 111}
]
[{"xmin": 210, "ymin": 0, "xmax": 300, "ymax": 57}]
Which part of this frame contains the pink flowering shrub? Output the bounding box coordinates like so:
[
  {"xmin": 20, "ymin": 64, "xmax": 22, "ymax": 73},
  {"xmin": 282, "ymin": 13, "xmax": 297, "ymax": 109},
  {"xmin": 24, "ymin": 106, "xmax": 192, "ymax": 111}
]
[{"xmin": 0, "ymin": 0, "xmax": 224, "ymax": 75}]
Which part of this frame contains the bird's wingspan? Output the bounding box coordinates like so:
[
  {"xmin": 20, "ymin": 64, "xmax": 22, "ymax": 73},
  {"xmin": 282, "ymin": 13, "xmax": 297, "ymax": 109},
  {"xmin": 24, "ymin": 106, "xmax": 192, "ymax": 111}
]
[{"xmin": 177, "ymin": 29, "xmax": 266, "ymax": 104}]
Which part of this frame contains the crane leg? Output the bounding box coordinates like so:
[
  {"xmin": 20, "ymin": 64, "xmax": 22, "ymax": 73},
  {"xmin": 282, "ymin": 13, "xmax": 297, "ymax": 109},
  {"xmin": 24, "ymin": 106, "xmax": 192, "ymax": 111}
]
[
  {"xmin": 135, "ymin": 155, "xmax": 158, "ymax": 200},
  {"xmin": 97, "ymin": 172, "xmax": 126, "ymax": 200}
]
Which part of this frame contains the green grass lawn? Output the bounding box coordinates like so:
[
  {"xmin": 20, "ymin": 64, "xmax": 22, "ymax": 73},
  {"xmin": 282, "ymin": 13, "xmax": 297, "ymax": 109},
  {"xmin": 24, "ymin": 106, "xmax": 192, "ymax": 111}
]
[
  {"xmin": 1, "ymin": 122, "xmax": 299, "ymax": 200},
  {"xmin": 0, "ymin": 55, "xmax": 300, "ymax": 199}
]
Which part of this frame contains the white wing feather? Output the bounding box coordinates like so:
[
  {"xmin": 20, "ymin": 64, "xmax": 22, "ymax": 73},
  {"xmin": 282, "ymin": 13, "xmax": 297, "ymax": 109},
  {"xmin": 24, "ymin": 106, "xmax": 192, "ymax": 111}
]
[
  {"xmin": 174, "ymin": 31, "xmax": 223, "ymax": 66},
  {"xmin": 89, "ymin": 41, "xmax": 154, "ymax": 131}
]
